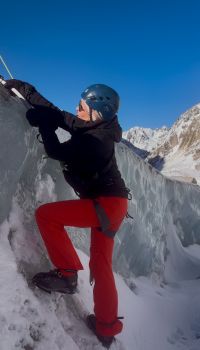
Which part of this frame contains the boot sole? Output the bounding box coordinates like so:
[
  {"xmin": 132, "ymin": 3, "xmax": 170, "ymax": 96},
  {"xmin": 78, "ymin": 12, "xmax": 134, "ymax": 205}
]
[{"xmin": 33, "ymin": 281, "xmax": 77, "ymax": 294}]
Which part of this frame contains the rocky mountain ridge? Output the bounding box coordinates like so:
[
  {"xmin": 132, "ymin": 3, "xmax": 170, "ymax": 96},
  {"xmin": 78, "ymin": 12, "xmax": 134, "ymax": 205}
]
[
  {"xmin": 123, "ymin": 125, "xmax": 169, "ymax": 152},
  {"xmin": 123, "ymin": 104, "xmax": 200, "ymax": 185}
]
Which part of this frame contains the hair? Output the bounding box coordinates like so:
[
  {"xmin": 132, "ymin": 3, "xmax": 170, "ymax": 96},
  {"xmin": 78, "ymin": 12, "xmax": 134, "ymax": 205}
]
[{"xmin": 81, "ymin": 99, "xmax": 103, "ymax": 122}]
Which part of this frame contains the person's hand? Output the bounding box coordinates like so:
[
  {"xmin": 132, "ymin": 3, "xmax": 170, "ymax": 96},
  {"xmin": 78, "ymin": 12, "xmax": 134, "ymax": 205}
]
[
  {"xmin": 5, "ymin": 79, "xmax": 23, "ymax": 91},
  {"xmin": 26, "ymin": 108, "xmax": 40, "ymax": 127},
  {"xmin": 26, "ymin": 106, "xmax": 60, "ymax": 130}
]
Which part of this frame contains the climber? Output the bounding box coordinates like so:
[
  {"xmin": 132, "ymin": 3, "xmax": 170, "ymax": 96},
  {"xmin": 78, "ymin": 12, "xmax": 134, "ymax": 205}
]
[{"xmin": 5, "ymin": 79, "xmax": 129, "ymax": 348}]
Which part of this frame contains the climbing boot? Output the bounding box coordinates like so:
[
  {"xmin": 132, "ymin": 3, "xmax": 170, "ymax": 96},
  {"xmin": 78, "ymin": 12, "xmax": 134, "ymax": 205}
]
[
  {"xmin": 86, "ymin": 314, "xmax": 115, "ymax": 349},
  {"xmin": 32, "ymin": 269, "xmax": 77, "ymax": 294}
]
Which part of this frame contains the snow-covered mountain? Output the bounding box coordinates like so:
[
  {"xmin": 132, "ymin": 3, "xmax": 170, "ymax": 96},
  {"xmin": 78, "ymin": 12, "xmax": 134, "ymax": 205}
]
[
  {"xmin": 123, "ymin": 104, "xmax": 200, "ymax": 185},
  {"xmin": 123, "ymin": 126, "xmax": 169, "ymax": 152},
  {"xmin": 1, "ymin": 83, "xmax": 200, "ymax": 350}
]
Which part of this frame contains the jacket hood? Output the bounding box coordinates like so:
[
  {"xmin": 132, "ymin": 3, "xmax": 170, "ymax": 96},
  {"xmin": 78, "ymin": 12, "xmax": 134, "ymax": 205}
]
[{"xmin": 72, "ymin": 115, "xmax": 122, "ymax": 143}]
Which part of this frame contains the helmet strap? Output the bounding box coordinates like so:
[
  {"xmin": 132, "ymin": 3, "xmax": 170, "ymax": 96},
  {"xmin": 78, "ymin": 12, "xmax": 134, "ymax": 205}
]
[{"xmin": 89, "ymin": 107, "xmax": 93, "ymax": 122}]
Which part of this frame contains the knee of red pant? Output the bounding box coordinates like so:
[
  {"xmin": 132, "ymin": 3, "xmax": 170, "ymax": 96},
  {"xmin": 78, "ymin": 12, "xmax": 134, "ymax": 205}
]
[
  {"xmin": 90, "ymin": 252, "xmax": 112, "ymax": 279},
  {"xmin": 89, "ymin": 252, "xmax": 101, "ymax": 278},
  {"xmin": 96, "ymin": 318, "xmax": 123, "ymax": 337}
]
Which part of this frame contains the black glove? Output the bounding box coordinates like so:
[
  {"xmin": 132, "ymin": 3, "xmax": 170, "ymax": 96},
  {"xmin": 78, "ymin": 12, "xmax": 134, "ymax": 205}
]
[
  {"xmin": 26, "ymin": 106, "xmax": 63, "ymax": 130},
  {"xmin": 5, "ymin": 79, "xmax": 66, "ymax": 131},
  {"xmin": 5, "ymin": 79, "xmax": 22, "ymax": 90},
  {"xmin": 5, "ymin": 79, "xmax": 36, "ymax": 99},
  {"xmin": 26, "ymin": 108, "xmax": 41, "ymax": 127}
]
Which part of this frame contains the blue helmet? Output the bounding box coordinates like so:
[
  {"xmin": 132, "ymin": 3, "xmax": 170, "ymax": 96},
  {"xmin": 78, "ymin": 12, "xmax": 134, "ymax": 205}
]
[{"xmin": 81, "ymin": 84, "xmax": 120, "ymax": 120}]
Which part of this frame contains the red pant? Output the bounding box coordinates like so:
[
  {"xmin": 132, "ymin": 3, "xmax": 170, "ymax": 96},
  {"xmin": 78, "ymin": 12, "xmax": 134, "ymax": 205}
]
[{"xmin": 35, "ymin": 196, "xmax": 127, "ymax": 336}]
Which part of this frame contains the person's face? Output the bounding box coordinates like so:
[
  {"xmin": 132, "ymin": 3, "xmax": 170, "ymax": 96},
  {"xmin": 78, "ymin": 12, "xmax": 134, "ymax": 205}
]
[{"xmin": 76, "ymin": 99, "xmax": 90, "ymax": 121}]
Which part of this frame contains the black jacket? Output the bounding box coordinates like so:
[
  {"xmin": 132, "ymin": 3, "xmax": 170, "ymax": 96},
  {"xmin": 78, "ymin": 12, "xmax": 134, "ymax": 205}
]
[{"xmin": 5, "ymin": 80, "xmax": 129, "ymax": 199}]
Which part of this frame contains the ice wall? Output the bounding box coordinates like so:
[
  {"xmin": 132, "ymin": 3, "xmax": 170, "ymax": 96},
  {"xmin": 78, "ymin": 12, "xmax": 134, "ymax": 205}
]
[
  {"xmin": 114, "ymin": 142, "xmax": 200, "ymax": 281},
  {"xmin": 1, "ymin": 85, "xmax": 200, "ymax": 283},
  {"xmin": 0, "ymin": 85, "xmax": 36, "ymax": 222}
]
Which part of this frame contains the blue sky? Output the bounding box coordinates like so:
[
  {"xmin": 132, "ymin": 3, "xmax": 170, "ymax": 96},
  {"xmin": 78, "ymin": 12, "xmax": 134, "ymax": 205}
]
[{"xmin": 1, "ymin": 0, "xmax": 200, "ymax": 131}]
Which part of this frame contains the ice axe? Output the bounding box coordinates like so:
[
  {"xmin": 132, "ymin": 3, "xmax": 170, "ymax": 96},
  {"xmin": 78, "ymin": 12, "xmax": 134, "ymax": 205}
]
[{"xmin": 0, "ymin": 54, "xmax": 28, "ymax": 102}]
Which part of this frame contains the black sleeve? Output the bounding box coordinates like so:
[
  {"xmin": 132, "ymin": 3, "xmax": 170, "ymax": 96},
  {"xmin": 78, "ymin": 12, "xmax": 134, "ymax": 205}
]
[
  {"xmin": 5, "ymin": 79, "xmax": 75, "ymax": 132},
  {"xmin": 39, "ymin": 126, "xmax": 75, "ymax": 163},
  {"xmin": 5, "ymin": 79, "xmax": 54, "ymax": 108}
]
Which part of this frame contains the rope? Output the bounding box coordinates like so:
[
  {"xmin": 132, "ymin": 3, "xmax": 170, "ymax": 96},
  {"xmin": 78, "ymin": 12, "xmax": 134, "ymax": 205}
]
[{"xmin": 0, "ymin": 55, "xmax": 14, "ymax": 79}]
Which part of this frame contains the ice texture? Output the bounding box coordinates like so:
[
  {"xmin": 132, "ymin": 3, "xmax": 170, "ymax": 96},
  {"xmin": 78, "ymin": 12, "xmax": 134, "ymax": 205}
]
[{"xmin": 115, "ymin": 142, "xmax": 200, "ymax": 281}]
